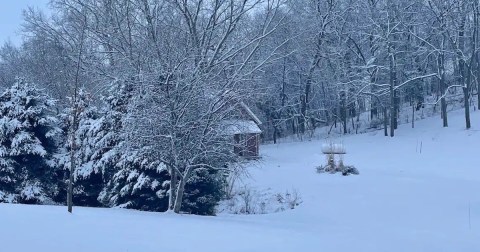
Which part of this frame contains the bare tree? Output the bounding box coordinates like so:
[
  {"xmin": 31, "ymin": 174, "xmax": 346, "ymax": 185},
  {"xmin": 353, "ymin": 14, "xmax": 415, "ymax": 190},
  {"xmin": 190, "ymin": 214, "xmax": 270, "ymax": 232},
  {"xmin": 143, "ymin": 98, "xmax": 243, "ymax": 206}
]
[{"xmin": 116, "ymin": 0, "xmax": 286, "ymax": 213}]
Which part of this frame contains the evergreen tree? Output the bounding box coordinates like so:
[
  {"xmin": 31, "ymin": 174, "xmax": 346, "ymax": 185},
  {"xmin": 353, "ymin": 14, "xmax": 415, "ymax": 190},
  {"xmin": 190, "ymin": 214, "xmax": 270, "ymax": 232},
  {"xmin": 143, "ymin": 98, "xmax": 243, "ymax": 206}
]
[
  {"xmin": 99, "ymin": 149, "xmax": 171, "ymax": 211},
  {"xmin": 0, "ymin": 79, "xmax": 61, "ymax": 204},
  {"xmin": 99, "ymin": 81, "xmax": 171, "ymax": 211},
  {"xmin": 182, "ymin": 168, "xmax": 226, "ymax": 215},
  {"xmin": 59, "ymin": 86, "xmax": 130, "ymax": 207},
  {"xmin": 57, "ymin": 89, "xmax": 105, "ymax": 206}
]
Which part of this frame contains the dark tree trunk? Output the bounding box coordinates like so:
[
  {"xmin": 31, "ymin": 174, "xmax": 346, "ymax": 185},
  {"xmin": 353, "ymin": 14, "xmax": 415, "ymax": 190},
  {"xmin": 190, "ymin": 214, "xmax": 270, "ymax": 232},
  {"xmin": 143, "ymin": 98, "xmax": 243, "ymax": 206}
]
[
  {"xmin": 475, "ymin": 0, "xmax": 480, "ymax": 111},
  {"xmin": 464, "ymin": 53, "xmax": 475, "ymax": 130},
  {"xmin": 477, "ymin": 52, "xmax": 480, "ymax": 110},
  {"xmin": 458, "ymin": 13, "xmax": 471, "ymax": 129},
  {"xmin": 439, "ymin": 53, "xmax": 448, "ymax": 127},
  {"xmin": 389, "ymin": 53, "xmax": 397, "ymax": 137},
  {"xmin": 412, "ymin": 100, "xmax": 415, "ymax": 128},
  {"xmin": 299, "ymin": 94, "xmax": 307, "ymax": 134},
  {"xmin": 300, "ymin": 52, "xmax": 321, "ymax": 135},
  {"xmin": 477, "ymin": 50, "xmax": 480, "ymax": 111},
  {"xmin": 341, "ymin": 92, "xmax": 347, "ymax": 134},
  {"xmin": 464, "ymin": 87, "xmax": 471, "ymax": 129},
  {"xmin": 273, "ymin": 124, "xmax": 278, "ymax": 144},
  {"xmin": 383, "ymin": 107, "xmax": 388, "ymax": 137},
  {"xmin": 394, "ymin": 92, "xmax": 398, "ymax": 130}
]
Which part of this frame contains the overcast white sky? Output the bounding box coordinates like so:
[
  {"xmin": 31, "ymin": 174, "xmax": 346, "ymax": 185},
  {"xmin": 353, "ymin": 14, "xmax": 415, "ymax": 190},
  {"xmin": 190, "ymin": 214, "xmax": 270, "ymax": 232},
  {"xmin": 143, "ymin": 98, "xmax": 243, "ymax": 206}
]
[{"xmin": 0, "ymin": 0, "xmax": 50, "ymax": 45}]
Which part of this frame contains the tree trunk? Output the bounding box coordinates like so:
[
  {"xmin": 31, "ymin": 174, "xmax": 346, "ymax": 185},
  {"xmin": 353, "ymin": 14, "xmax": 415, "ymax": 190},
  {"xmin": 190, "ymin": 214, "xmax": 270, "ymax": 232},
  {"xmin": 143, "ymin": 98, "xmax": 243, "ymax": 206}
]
[
  {"xmin": 168, "ymin": 168, "xmax": 177, "ymax": 211},
  {"xmin": 273, "ymin": 124, "xmax": 278, "ymax": 144},
  {"xmin": 299, "ymin": 94, "xmax": 307, "ymax": 134},
  {"xmin": 477, "ymin": 49, "xmax": 480, "ymax": 110},
  {"xmin": 67, "ymin": 100, "xmax": 81, "ymax": 213},
  {"xmin": 475, "ymin": 0, "xmax": 480, "ymax": 111},
  {"xmin": 383, "ymin": 107, "xmax": 388, "ymax": 137},
  {"xmin": 464, "ymin": 54, "xmax": 474, "ymax": 129},
  {"xmin": 300, "ymin": 53, "xmax": 321, "ymax": 134},
  {"xmin": 173, "ymin": 166, "xmax": 194, "ymax": 213},
  {"xmin": 67, "ymin": 12, "xmax": 86, "ymax": 213},
  {"xmin": 389, "ymin": 79, "xmax": 395, "ymax": 137},
  {"xmin": 457, "ymin": 11, "xmax": 471, "ymax": 129},
  {"xmin": 464, "ymin": 87, "xmax": 471, "ymax": 129},
  {"xmin": 67, "ymin": 110, "xmax": 79, "ymax": 213},
  {"xmin": 393, "ymin": 91, "xmax": 398, "ymax": 130},
  {"xmin": 389, "ymin": 48, "xmax": 397, "ymax": 137},
  {"xmin": 477, "ymin": 53, "xmax": 480, "ymax": 110},
  {"xmin": 342, "ymin": 99, "xmax": 347, "ymax": 134},
  {"xmin": 439, "ymin": 53, "xmax": 448, "ymax": 127},
  {"xmin": 173, "ymin": 176, "xmax": 187, "ymax": 213},
  {"xmin": 67, "ymin": 149, "xmax": 75, "ymax": 213},
  {"xmin": 412, "ymin": 101, "xmax": 415, "ymax": 128}
]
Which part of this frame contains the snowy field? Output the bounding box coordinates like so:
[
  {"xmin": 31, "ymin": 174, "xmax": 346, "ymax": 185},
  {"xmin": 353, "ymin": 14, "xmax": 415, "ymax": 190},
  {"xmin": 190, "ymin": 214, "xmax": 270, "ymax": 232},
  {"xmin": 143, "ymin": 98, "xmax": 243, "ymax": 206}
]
[{"xmin": 1, "ymin": 109, "xmax": 480, "ymax": 252}]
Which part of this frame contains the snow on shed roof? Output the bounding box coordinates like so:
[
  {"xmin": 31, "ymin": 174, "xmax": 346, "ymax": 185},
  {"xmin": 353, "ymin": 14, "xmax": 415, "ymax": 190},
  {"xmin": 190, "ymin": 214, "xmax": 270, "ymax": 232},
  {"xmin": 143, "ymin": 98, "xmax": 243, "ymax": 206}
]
[{"xmin": 220, "ymin": 120, "xmax": 262, "ymax": 135}]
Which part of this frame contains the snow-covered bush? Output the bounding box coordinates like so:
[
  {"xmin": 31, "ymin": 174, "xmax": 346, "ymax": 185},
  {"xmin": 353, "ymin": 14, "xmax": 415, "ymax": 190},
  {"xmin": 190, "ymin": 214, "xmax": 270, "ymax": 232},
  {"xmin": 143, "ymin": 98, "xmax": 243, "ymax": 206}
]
[
  {"xmin": 218, "ymin": 187, "xmax": 302, "ymax": 215},
  {"xmin": 0, "ymin": 79, "xmax": 61, "ymax": 204},
  {"xmin": 337, "ymin": 161, "xmax": 359, "ymax": 176},
  {"xmin": 369, "ymin": 118, "xmax": 383, "ymax": 129},
  {"xmin": 316, "ymin": 161, "xmax": 359, "ymax": 176}
]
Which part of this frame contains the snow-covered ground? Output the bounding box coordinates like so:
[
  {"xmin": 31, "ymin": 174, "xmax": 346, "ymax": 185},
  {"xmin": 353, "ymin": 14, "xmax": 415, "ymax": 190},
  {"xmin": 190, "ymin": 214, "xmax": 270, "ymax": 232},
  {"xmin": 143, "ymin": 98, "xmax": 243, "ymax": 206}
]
[{"xmin": 1, "ymin": 109, "xmax": 479, "ymax": 252}]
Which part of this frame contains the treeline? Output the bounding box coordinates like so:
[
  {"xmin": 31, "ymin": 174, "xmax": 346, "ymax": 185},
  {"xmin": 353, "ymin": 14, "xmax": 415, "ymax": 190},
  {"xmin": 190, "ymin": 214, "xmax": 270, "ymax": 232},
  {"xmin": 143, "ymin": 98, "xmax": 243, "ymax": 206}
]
[
  {"xmin": 254, "ymin": 0, "xmax": 479, "ymax": 140},
  {"xmin": 0, "ymin": 0, "xmax": 479, "ymax": 214}
]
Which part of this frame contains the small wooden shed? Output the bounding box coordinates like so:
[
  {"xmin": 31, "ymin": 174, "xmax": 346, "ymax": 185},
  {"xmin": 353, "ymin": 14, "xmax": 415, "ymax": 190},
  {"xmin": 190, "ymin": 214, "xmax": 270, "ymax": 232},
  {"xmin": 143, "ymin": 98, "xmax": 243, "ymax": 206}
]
[
  {"xmin": 222, "ymin": 102, "xmax": 262, "ymax": 159},
  {"xmin": 226, "ymin": 120, "xmax": 262, "ymax": 158}
]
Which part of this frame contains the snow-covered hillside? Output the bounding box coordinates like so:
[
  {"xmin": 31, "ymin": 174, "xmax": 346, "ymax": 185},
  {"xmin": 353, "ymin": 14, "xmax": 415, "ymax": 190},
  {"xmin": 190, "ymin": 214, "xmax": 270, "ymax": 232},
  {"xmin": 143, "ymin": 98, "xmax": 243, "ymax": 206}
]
[{"xmin": 1, "ymin": 109, "xmax": 479, "ymax": 252}]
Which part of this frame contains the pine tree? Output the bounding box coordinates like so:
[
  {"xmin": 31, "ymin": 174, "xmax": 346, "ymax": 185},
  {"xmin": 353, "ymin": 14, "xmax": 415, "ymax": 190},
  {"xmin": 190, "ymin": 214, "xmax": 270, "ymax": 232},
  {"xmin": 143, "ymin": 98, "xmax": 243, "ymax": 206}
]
[
  {"xmin": 100, "ymin": 149, "xmax": 171, "ymax": 211},
  {"xmin": 98, "ymin": 81, "xmax": 171, "ymax": 210},
  {"xmin": 58, "ymin": 88, "xmax": 128, "ymax": 207},
  {"xmin": 57, "ymin": 89, "xmax": 102, "ymax": 206},
  {"xmin": 182, "ymin": 168, "xmax": 226, "ymax": 215},
  {"xmin": 0, "ymin": 79, "xmax": 61, "ymax": 204}
]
